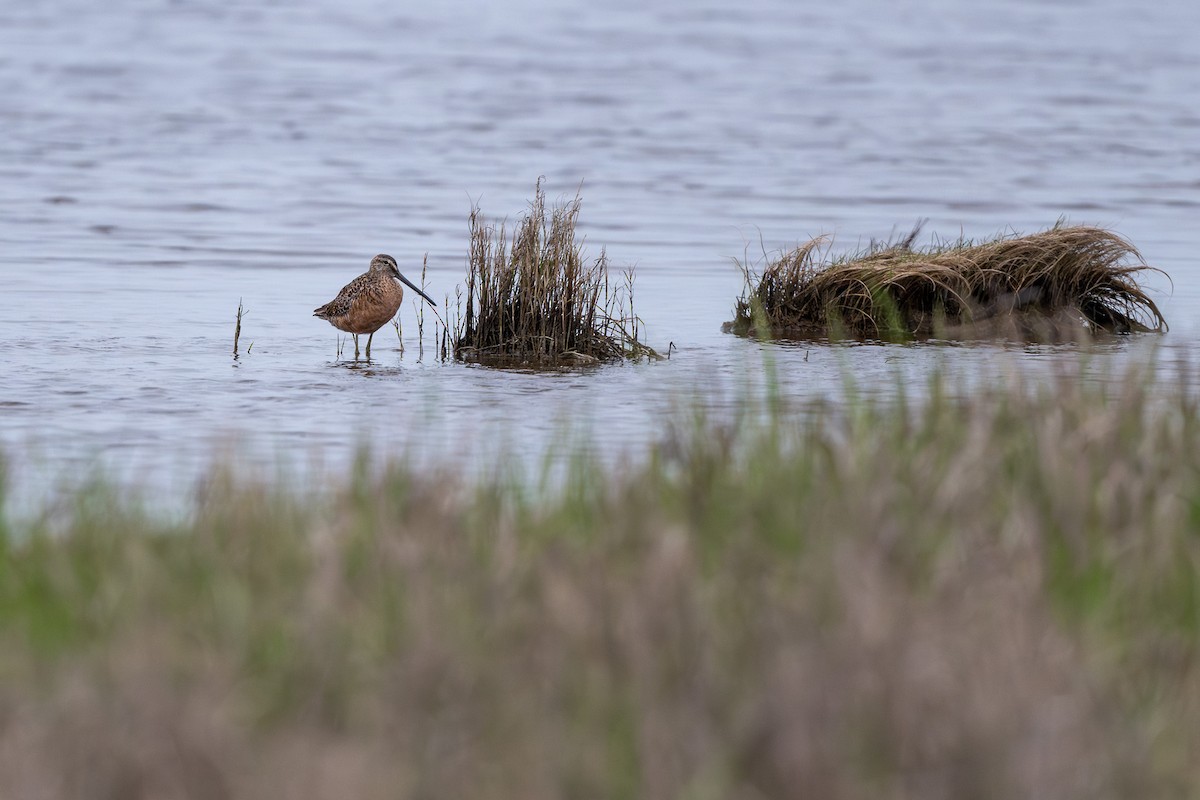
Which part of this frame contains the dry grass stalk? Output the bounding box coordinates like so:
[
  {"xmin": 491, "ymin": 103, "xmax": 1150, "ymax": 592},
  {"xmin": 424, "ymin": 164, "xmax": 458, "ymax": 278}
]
[
  {"xmin": 454, "ymin": 181, "xmax": 655, "ymax": 366},
  {"xmin": 726, "ymin": 223, "xmax": 1168, "ymax": 341},
  {"xmin": 233, "ymin": 299, "xmax": 244, "ymax": 358}
]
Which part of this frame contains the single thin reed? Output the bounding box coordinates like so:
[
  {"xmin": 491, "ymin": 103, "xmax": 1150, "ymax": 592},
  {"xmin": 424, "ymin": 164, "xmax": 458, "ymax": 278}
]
[
  {"xmin": 441, "ymin": 294, "xmax": 451, "ymax": 362},
  {"xmin": 416, "ymin": 254, "xmax": 428, "ymax": 353},
  {"xmin": 455, "ymin": 181, "xmax": 655, "ymax": 366},
  {"xmin": 233, "ymin": 299, "xmax": 245, "ymax": 358},
  {"xmin": 726, "ymin": 222, "xmax": 1168, "ymax": 341}
]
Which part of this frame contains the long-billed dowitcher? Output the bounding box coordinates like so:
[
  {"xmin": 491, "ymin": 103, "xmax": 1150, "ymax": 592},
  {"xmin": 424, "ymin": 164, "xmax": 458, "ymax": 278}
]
[{"xmin": 313, "ymin": 253, "xmax": 436, "ymax": 360}]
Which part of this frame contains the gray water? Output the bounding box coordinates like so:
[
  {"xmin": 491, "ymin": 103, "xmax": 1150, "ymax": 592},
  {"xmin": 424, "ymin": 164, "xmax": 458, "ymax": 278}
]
[{"xmin": 2, "ymin": 0, "xmax": 1198, "ymax": 506}]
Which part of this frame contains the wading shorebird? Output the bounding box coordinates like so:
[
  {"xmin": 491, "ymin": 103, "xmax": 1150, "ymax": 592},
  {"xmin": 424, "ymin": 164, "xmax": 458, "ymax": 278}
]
[{"xmin": 313, "ymin": 253, "xmax": 437, "ymax": 360}]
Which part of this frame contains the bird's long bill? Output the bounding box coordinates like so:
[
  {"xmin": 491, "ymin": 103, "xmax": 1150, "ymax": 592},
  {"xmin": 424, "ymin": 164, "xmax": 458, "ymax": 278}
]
[{"xmin": 397, "ymin": 273, "xmax": 437, "ymax": 308}]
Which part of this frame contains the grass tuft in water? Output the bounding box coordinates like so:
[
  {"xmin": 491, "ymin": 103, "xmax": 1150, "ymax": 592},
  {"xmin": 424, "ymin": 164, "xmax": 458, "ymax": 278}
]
[
  {"xmin": 725, "ymin": 222, "xmax": 1168, "ymax": 342},
  {"xmin": 454, "ymin": 180, "xmax": 656, "ymax": 367}
]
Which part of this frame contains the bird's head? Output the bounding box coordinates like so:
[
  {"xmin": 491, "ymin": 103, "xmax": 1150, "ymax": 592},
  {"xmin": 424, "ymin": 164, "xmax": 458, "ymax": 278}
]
[
  {"xmin": 369, "ymin": 253, "xmax": 400, "ymax": 278},
  {"xmin": 370, "ymin": 253, "xmax": 437, "ymax": 308}
]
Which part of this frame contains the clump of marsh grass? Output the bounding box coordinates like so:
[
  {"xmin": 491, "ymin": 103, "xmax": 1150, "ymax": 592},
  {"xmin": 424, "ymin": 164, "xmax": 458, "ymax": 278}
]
[
  {"xmin": 726, "ymin": 222, "xmax": 1168, "ymax": 341},
  {"xmin": 454, "ymin": 181, "xmax": 655, "ymax": 366}
]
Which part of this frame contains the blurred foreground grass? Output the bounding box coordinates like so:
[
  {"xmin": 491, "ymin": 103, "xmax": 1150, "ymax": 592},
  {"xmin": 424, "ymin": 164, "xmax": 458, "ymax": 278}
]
[{"xmin": 2, "ymin": 362, "xmax": 1199, "ymax": 798}]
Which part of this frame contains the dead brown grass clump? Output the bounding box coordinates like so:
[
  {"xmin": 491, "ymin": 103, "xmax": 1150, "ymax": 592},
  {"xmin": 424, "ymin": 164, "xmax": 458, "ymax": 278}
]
[
  {"xmin": 725, "ymin": 223, "xmax": 1168, "ymax": 341},
  {"xmin": 454, "ymin": 181, "xmax": 654, "ymax": 366}
]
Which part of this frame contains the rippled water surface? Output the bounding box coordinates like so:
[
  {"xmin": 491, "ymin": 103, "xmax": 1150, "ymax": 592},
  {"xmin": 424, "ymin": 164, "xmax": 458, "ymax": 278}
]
[{"xmin": 2, "ymin": 0, "xmax": 1199, "ymax": 504}]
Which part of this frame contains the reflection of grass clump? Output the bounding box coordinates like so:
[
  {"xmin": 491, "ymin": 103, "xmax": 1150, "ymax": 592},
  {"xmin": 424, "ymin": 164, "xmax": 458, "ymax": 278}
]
[
  {"xmin": 455, "ymin": 181, "xmax": 654, "ymax": 366},
  {"xmin": 726, "ymin": 223, "xmax": 1167, "ymax": 341}
]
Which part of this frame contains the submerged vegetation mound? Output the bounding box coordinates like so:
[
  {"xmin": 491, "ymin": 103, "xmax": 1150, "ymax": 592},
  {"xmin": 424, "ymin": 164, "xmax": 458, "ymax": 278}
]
[
  {"xmin": 726, "ymin": 223, "xmax": 1168, "ymax": 341},
  {"xmin": 454, "ymin": 182, "xmax": 654, "ymax": 366}
]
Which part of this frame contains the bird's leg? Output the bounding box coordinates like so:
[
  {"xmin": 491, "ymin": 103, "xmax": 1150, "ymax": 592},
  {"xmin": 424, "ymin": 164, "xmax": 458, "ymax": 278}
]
[
  {"xmin": 365, "ymin": 332, "xmax": 374, "ymax": 361},
  {"xmin": 353, "ymin": 334, "xmax": 360, "ymax": 360}
]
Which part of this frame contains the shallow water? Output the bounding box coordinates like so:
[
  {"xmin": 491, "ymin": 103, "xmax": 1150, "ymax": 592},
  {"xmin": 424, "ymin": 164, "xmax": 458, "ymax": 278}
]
[{"xmin": 2, "ymin": 0, "xmax": 1199, "ymax": 509}]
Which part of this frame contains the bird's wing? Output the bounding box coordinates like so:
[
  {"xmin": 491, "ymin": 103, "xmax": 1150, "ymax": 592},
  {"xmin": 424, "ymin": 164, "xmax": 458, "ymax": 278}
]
[{"xmin": 315, "ymin": 272, "xmax": 373, "ymax": 318}]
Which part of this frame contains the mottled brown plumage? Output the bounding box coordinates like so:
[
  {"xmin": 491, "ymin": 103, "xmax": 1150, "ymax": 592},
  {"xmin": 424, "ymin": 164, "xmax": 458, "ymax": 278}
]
[{"xmin": 314, "ymin": 253, "xmax": 436, "ymax": 360}]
